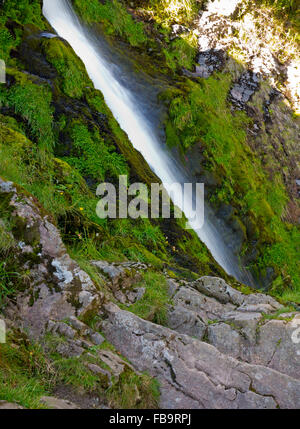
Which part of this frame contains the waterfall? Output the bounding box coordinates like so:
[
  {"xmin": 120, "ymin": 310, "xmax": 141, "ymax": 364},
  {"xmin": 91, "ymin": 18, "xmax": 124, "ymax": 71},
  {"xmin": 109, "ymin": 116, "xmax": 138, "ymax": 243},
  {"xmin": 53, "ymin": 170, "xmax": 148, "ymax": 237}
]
[{"xmin": 43, "ymin": 0, "xmax": 255, "ymax": 286}]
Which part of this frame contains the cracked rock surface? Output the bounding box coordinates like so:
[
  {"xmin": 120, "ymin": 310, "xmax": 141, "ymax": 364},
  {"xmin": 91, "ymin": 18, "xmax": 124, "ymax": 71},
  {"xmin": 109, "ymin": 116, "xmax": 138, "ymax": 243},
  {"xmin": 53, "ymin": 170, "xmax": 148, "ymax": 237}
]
[{"xmin": 102, "ymin": 301, "xmax": 300, "ymax": 409}]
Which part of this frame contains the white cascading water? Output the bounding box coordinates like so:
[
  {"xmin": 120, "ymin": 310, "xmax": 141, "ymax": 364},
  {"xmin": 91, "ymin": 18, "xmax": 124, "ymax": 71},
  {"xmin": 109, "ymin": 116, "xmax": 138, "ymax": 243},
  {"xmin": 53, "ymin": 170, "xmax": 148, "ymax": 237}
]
[{"xmin": 43, "ymin": 0, "xmax": 254, "ymax": 286}]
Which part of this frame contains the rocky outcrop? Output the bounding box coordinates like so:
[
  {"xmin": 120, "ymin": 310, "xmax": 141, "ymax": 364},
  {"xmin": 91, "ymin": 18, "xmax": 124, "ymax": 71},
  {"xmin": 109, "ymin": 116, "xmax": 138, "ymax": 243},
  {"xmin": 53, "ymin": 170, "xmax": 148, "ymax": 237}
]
[
  {"xmin": 102, "ymin": 301, "xmax": 300, "ymax": 409},
  {"xmin": 91, "ymin": 260, "xmax": 147, "ymax": 305},
  {"xmin": 195, "ymin": 0, "xmax": 299, "ymax": 112},
  {"xmin": 0, "ymin": 177, "xmax": 103, "ymax": 338},
  {"xmin": 167, "ymin": 277, "xmax": 299, "ymax": 380}
]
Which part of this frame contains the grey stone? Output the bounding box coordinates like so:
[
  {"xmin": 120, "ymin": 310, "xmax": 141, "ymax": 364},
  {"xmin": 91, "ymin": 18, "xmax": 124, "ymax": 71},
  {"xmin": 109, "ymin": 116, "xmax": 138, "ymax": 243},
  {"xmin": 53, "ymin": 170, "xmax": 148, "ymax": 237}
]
[
  {"xmin": 168, "ymin": 305, "xmax": 206, "ymax": 340},
  {"xmin": 102, "ymin": 303, "xmax": 300, "ymax": 409},
  {"xmin": 89, "ymin": 332, "xmax": 105, "ymax": 346},
  {"xmin": 207, "ymin": 323, "xmax": 241, "ymax": 359},
  {"xmin": 193, "ymin": 277, "xmax": 244, "ymax": 305},
  {"xmin": 40, "ymin": 396, "xmax": 79, "ymax": 409},
  {"xmin": 0, "ymin": 401, "xmax": 24, "ymax": 409}
]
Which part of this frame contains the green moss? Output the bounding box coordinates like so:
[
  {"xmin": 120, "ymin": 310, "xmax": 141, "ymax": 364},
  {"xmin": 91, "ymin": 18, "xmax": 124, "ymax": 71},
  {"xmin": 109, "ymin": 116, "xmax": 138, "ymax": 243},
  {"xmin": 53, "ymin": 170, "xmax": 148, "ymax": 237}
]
[
  {"xmin": 42, "ymin": 38, "xmax": 92, "ymax": 98},
  {"xmin": 164, "ymin": 32, "xmax": 198, "ymax": 71},
  {"xmin": 72, "ymin": 0, "xmax": 147, "ymax": 47}
]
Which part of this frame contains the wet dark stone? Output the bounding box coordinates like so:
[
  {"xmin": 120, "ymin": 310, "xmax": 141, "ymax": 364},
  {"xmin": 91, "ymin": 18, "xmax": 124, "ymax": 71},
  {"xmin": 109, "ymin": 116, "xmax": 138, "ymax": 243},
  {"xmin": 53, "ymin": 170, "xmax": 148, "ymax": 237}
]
[
  {"xmin": 263, "ymin": 88, "xmax": 281, "ymax": 123},
  {"xmin": 17, "ymin": 34, "xmax": 58, "ymax": 80},
  {"xmin": 184, "ymin": 49, "xmax": 227, "ymax": 78},
  {"xmin": 229, "ymin": 71, "xmax": 260, "ymax": 109},
  {"xmin": 196, "ymin": 49, "xmax": 227, "ymax": 78}
]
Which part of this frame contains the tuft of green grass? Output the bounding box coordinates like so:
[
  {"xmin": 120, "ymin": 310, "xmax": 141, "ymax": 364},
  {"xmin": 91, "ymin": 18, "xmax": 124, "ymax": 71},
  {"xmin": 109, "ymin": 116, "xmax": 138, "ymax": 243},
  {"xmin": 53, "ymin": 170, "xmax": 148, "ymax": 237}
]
[
  {"xmin": 261, "ymin": 306, "xmax": 296, "ymax": 321},
  {"xmin": 127, "ymin": 271, "xmax": 171, "ymax": 325}
]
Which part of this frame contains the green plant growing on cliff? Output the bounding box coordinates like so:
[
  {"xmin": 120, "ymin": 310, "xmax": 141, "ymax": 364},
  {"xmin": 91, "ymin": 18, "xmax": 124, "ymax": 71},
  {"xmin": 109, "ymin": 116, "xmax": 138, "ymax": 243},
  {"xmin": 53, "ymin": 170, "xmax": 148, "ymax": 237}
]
[
  {"xmin": 0, "ymin": 28, "xmax": 15, "ymax": 62},
  {"xmin": 163, "ymin": 74, "xmax": 299, "ymax": 297},
  {"xmin": 0, "ymin": 75, "xmax": 54, "ymax": 152},
  {"xmin": 64, "ymin": 122, "xmax": 128, "ymax": 182},
  {"xmin": 42, "ymin": 38, "xmax": 92, "ymax": 99},
  {"xmin": 72, "ymin": 0, "xmax": 147, "ymax": 47}
]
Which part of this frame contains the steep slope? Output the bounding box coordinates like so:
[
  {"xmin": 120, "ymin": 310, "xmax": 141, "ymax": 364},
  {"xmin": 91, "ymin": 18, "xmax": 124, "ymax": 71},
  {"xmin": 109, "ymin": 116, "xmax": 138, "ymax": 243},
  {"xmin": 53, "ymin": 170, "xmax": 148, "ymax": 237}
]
[{"xmin": 0, "ymin": 0, "xmax": 299, "ymax": 409}]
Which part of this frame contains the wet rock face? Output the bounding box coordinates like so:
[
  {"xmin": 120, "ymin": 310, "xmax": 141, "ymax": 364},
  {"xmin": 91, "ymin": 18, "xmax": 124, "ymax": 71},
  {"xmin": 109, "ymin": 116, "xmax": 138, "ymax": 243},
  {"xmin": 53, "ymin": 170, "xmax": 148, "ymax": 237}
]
[
  {"xmin": 189, "ymin": 49, "xmax": 227, "ymax": 78},
  {"xmin": 195, "ymin": 2, "xmax": 299, "ymax": 112},
  {"xmin": 229, "ymin": 71, "xmax": 260, "ymax": 110}
]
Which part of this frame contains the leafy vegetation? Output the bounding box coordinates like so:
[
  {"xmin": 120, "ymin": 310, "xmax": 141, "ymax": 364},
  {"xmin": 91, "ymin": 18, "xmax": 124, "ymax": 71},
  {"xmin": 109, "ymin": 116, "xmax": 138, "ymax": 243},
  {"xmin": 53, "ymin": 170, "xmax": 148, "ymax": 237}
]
[
  {"xmin": 73, "ymin": 0, "xmax": 147, "ymax": 47},
  {"xmin": 127, "ymin": 271, "xmax": 171, "ymax": 325},
  {"xmin": 64, "ymin": 121, "xmax": 128, "ymax": 182},
  {"xmin": 162, "ymin": 75, "xmax": 300, "ymax": 297},
  {"xmin": 42, "ymin": 38, "xmax": 92, "ymax": 99}
]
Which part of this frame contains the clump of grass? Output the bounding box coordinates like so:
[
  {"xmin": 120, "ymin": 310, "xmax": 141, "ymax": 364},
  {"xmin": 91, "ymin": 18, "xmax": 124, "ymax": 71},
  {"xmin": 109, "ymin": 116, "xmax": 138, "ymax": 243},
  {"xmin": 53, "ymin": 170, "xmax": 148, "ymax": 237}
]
[
  {"xmin": 0, "ymin": 334, "xmax": 54, "ymax": 409},
  {"xmin": 127, "ymin": 271, "xmax": 171, "ymax": 325},
  {"xmin": 45, "ymin": 333, "xmax": 160, "ymax": 409}
]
